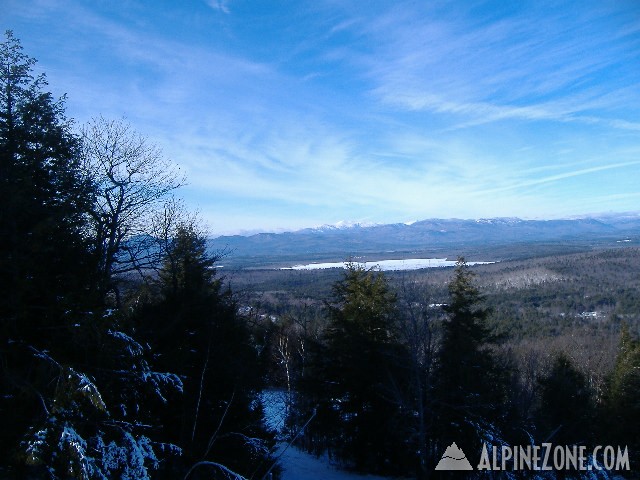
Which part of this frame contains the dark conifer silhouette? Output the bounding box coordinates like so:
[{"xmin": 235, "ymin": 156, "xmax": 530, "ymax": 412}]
[
  {"xmin": 432, "ymin": 258, "xmax": 508, "ymax": 460},
  {"xmin": 538, "ymin": 353, "xmax": 593, "ymax": 444},
  {"xmin": 0, "ymin": 31, "xmax": 185, "ymax": 478},
  {"xmin": 135, "ymin": 223, "xmax": 276, "ymax": 478},
  {"xmin": 604, "ymin": 325, "xmax": 640, "ymax": 462},
  {"xmin": 299, "ymin": 263, "xmax": 413, "ymax": 475}
]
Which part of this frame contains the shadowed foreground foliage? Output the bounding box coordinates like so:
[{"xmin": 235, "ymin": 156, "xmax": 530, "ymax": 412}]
[{"xmin": 0, "ymin": 32, "xmax": 276, "ymax": 479}]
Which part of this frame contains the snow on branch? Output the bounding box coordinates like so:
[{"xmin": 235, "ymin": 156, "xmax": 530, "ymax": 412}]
[
  {"xmin": 108, "ymin": 329, "xmax": 145, "ymax": 358},
  {"xmin": 184, "ymin": 461, "xmax": 248, "ymax": 480},
  {"xmin": 57, "ymin": 367, "xmax": 108, "ymax": 414},
  {"xmin": 142, "ymin": 369, "xmax": 184, "ymax": 403}
]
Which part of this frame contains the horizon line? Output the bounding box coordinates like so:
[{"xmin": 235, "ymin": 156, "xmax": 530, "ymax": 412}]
[{"xmin": 208, "ymin": 209, "xmax": 640, "ymax": 238}]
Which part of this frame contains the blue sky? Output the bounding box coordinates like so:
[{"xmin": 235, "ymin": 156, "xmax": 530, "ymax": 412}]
[{"xmin": 5, "ymin": 0, "xmax": 640, "ymax": 235}]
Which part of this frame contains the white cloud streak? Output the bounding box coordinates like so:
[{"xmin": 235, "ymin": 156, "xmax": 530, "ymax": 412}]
[
  {"xmin": 205, "ymin": 0, "xmax": 230, "ymax": 14},
  {"xmin": 351, "ymin": 2, "xmax": 640, "ymax": 131}
]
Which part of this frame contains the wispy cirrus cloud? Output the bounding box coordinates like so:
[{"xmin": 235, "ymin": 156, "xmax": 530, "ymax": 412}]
[
  {"xmin": 482, "ymin": 160, "xmax": 640, "ymax": 194},
  {"xmin": 205, "ymin": 0, "xmax": 231, "ymax": 14},
  {"xmin": 344, "ymin": 2, "xmax": 640, "ymax": 131}
]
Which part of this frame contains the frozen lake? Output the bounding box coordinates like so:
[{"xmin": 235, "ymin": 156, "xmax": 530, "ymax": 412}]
[{"xmin": 282, "ymin": 258, "xmax": 494, "ymax": 271}]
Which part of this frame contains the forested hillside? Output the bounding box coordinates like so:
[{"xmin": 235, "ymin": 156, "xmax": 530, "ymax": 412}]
[{"xmin": 235, "ymin": 249, "xmax": 640, "ymax": 477}]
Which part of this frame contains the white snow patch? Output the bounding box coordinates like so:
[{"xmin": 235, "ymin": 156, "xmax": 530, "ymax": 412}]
[
  {"xmin": 260, "ymin": 389, "xmax": 290, "ymax": 434},
  {"xmin": 428, "ymin": 303, "xmax": 446, "ymax": 309},
  {"xmin": 101, "ymin": 432, "xmax": 159, "ymax": 478},
  {"xmin": 71, "ymin": 369, "xmax": 107, "ymax": 412},
  {"xmin": 278, "ymin": 445, "xmax": 396, "ymax": 480},
  {"xmin": 578, "ymin": 311, "xmax": 604, "ymax": 320},
  {"xmin": 261, "ymin": 390, "xmax": 404, "ymax": 480},
  {"xmin": 25, "ymin": 428, "xmax": 48, "ymax": 464}
]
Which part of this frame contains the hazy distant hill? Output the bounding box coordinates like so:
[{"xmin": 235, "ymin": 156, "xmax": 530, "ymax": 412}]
[{"xmin": 208, "ymin": 214, "xmax": 640, "ymax": 263}]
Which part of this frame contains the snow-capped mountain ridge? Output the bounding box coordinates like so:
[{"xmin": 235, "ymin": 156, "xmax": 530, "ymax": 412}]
[
  {"xmin": 305, "ymin": 220, "xmax": 382, "ymax": 233},
  {"xmin": 209, "ymin": 213, "xmax": 640, "ymax": 261}
]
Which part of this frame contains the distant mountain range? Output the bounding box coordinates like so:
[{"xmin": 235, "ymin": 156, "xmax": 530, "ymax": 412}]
[{"xmin": 208, "ymin": 213, "xmax": 640, "ymax": 263}]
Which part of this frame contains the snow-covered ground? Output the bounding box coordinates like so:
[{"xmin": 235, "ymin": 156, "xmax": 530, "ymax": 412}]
[
  {"xmin": 260, "ymin": 389, "xmax": 290, "ymax": 435},
  {"xmin": 277, "ymin": 444, "xmax": 394, "ymax": 480},
  {"xmin": 282, "ymin": 258, "xmax": 494, "ymax": 271},
  {"xmin": 260, "ymin": 390, "xmax": 400, "ymax": 480},
  {"xmin": 260, "ymin": 391, "xmax": 628, "ymax": 480}
]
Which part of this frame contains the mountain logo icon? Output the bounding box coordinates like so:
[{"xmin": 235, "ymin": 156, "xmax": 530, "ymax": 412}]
[{"xmin": 435, "ymin": 442, "xmax": 474, "ymax": 471}]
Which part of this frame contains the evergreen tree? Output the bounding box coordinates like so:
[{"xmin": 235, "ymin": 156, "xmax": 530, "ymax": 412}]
[
  {"xmin": 604, "ymin": 325, "xmax": 640, "ymax": 463},
  {"xmin": 300, "ymin": 264, "xmax": 413, "ymax": 475},
  {"xmin": 136, "ymin": 224, "xmax": 276, "ymax": 478},
  {"xmin": 0, "ymin": 32, "xmax": 184, "ymax": 478},
  {"xmin": 0, "ymin": 30, "xmax": 94, "ymax": 337},
  {"xmin": 538, "ymin": 353, "xmax": 593, "ymax": 444},
  {"xmin": 159, "ymin": 223, "xmax": 216, "ymax": 300},
  {"xmin": 0, "ymin": 29, "xmax": 94, "ymax": 473},
  {"xmin": 432, "ymin": 258, "xmax": 507, "ymax": 462}
]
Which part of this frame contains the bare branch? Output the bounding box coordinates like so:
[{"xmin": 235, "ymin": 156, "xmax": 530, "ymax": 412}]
[{"xmin": 81, "ymin": 116, "xmax": 186, "ymax": 301}]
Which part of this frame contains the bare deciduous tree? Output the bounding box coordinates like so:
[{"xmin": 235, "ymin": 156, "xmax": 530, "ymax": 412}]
[
  {"xmin": 81, "ymin": 116, "xmax": 186, "ymax": 303},
  {"xmin": 396, "ymin": 276, "xmax": 439, "ymax": 478}
]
